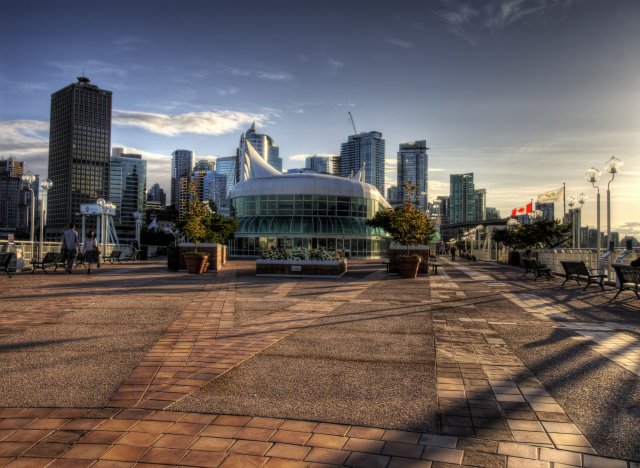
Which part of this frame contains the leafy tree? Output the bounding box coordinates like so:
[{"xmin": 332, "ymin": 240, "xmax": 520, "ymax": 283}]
[
  {"xmin": 367, "ymin": 182, "xmax": 436, "ymax": 254},
  {"xmin": 522, "ymin": 218, "xmax": 572, "ymax": 248},
  {"xmin": 179, "ymin": 181, "xmax": 209, "ymax": 253}
]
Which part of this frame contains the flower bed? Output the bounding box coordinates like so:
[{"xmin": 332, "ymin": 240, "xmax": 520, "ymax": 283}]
[{"xmin": 257, "ymin": 248, "xmax": 346, "ymax": 278}]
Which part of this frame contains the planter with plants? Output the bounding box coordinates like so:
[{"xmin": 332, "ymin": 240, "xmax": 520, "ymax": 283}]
[
  {"xmin": 256, "ymin": 248, "xmax": 346, "ymax": 278},
  {"xmin": 367, "ymin": 182, "xmax": 436, "ymax": 278}
]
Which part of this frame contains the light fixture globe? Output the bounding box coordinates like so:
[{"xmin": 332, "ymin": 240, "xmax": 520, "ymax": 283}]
[
  {"xmin": 21, "ymin": 173, "xmax": 36, "ymax": 185},
  {"xmin": 534, "ymin": 209, "xmax": 543, "ymax": 218},
  {"xmin": 96, "ymin": 198, "xmax": 106, "ymax": 207},
  {"xmin": 577, "ymin": 193, "xmax": 586, "ymax": 205},
  {"xmin": 605, "ymin": 156, "xmax": 623, "ymax": 174},
  {"xmin": 567, "ymin": 196, "xmax": 576, "ymax": 208},
  {"xmin": 41, "ymin": 179, "xmax": 53, "ymax": 190},
  {"xmin": 585, "ymin": 167, "xmax": 601, "ymax": 183},
  {"xmin": 507, "ymin": 219, "xmax": 520, "ymax": 228}
]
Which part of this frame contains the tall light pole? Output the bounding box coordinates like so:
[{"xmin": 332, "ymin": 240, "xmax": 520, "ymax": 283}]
[
  {"xmin": 21, "ymin": 174, "xmax": 37, "ymax": 249},
  {"xmin": 604, "ymin": 156, "xmax": 623, "ymax": 251},
  {"xmin": 97, "ymin": 198, "xmax": 106, "ymax": 255},
  {"xmin": 585, "ymin": 167, "xmax": 602, "ymax": 263},
  {"xmin": 39, "ymin": 179, "xmax": 53, "ymax": 258},
  {"xmin": 567, "ymin": 196, "xmax": 576, "ymax": 247},
  {"xmin": 576, "ymin": 193, "xmax": 586, "ymax": 248}
]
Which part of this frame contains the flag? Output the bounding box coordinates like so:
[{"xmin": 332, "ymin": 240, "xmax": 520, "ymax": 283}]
[
  {"xmin": 537, "ymin": 186, "xmax": 564, "ymax": 203},
  {"xmin": 512, "ymin": 202, "xmax": 533, "ymax": 216},
  {"xmin": 526, "ymin": 202, "xmax": 533, "ymax": 214},
  {"xmin": 511, "ymin": 208, "xmax": 517, "ymax": 217}
]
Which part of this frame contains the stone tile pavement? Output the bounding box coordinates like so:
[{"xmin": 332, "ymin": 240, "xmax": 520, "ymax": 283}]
[{"xmin": 0, "ymin": 258, "xmax": 638, "ymax": 466}]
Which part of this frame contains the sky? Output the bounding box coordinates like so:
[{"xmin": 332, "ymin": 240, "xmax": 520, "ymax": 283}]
[{"xmin": 1, "ymin": 0, "xmax": 638, "ymax": 237}]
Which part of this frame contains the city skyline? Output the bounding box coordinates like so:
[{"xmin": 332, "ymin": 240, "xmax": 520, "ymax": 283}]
[{"xmin": 1, "ymin": 0, "xmax": 638, "ymax": 236}]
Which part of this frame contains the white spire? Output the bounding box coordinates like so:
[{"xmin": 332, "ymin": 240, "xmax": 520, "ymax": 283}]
[
  {"xmin": 239, "ymin": 134, "xmax": 281, "ymax": 182},
  {"xmin": 354, "ymin": 162, "xmax": 366, "ymax": 183}
]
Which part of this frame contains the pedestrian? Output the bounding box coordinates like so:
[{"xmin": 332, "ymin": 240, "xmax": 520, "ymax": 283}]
[
  {"xmin": 450, "ymin": 245, "xmax": 457, "ymax": 261},
  {"xmin": 61, "ymin": 222, "xmax": 79, "ymax": 273},
  {"xmin": 83, "ymin": 231, "xmax": 99, "ymax": 274}
]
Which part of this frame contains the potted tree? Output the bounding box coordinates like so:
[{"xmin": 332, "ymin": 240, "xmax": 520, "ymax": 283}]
[
  {"xmin": 367, "ymin": 182, "xmax": 436, "ymax": 278},
  {"xmin": 180, "ymin": 182, "xmax": 210, "ymax": 274}
]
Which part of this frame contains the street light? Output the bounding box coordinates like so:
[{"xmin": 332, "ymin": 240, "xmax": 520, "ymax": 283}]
[
  {"xmin": 21, "ymin": 174, "xmax": 37, "ymax": 248},
  {"xmin": 39, "ymin": 179, "xmax": 53, "ymax": 259},
  {"xmin": 585, "ymin": 167, "xmax": 602, "ymax": 262},
  {"xmin": 567, "ymin": 196, "xmax": 576, "ymax": 247},
  {"xmin": 604, "ymin": 156, "xmax": 623, "ymax": 251},
  {"xmin": 475, "ymin": 224, "xmax": 484, "ymax": 251},
  {"xmin": 576, "ymin": 193, "xmax": 586, "ymax": 247}
]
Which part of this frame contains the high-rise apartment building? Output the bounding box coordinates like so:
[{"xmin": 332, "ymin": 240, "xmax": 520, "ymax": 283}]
[
  {"xmin": 215, "ymin": 156, "xmax": 236, "ymax": 199},
  {"xmin": 202, "ymin": 171, "xmax": 228, "ymax": 214},
  {"xmin": 0, "ymin": 157, "xmax": 24, "ymax": 232},
  {"xmin": 449, "ymin": 173, "xmax": 475, "ymax": 224},
  {"xmin": 193, "ymin": 159, "xmax": 216, "ymax": 172},
  {"xmin": 397, "ymin": 140, "xmax": 428, "ymax": 211},
  {"xmin": 340, "ymin": 131, "xmax": 385, "ymax": 194},
  {"xmin": 473, "ymin": 189, "xmax": 486, "ymax": 222},
  {"xmin": 437, "ymin": 196, "xmax": 450, "ymax": 226},
  {"xmin": 305, "ymin": 155, "xmax": 338, "ymax": 175},
  {"xmin": 47, "ymin": 77, "xmax": 112, "ymax": 239},
  {"xmin": 535, "ymin": 202, "xmax": 554, "ymax": 221},
  {"xmin": 109, "ymin": 148, "xmax": 147, "ymax": 241},
  {"xmin": 147, "ymin": 183, "xmax": 167, "ymax": 207},
  {"xmin": 485, "ymin": 207, "xmax": 501, "ymax": 220},
  {"xmin": 171, "ymin": 149, "xmax": 193, "ymax": 210},
  {"xmin": 243, "ymin": 123, "xmax": 282, "ymax": 171},
  {"xmin": 387, "ymin": 185, "xmax": 400, "ymax": 206}
]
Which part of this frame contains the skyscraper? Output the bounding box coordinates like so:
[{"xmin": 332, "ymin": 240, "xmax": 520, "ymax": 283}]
[
  {"xmin": 397, "ymin": 140, "xmax": 428, "ymax": 211},
  {"xmin": 0, "ymin": 157, "xmax": 24, "ymax": 232},
  {"xmin": 340, "ymin": 131, "xmax": 385, "ymax": 194},
  {"xmin": 147, "ymin": 183, "xmax": 167, "ymax": 207},
  {"xmin": 305, "ymin": 155, "xmax": 338, "ymax": 175},
  {"xmin": 387, "ymin": 185, "xmax": 400, "ymax": 206},
  {"xmin": 535, "ymin": 202, "xmax": 554, "ymax": 221},
  {"xmin": 193, "ymin": 159, "xmax": 216, "ymax": 172},
  {"xmin": 202, "ymin": 171, "xmax": 228, "ymax": 214},
  {"xmin": 110, "ymin": 148, "xmax": 147, "ymax": 241},
  {"xmin": 215, "ymin": 156, "xmax": 236, "ymax": 199},
  {"xmin": 243, "ymin": 123, "xmax": 282, "ymax": 171},
  {"xmin": 473, "ymin": 188, "xmax": 486, "ymax": 222},
  {"xmin": 47, "ymin": 77, "xmax": 112, "ymax": 239},
  {"xmin": 449, "ymin": 173, "xmax": 475, "ymax": 224},
  {"xmin": 171, "ymin": 149, "xmax": 193, "ymax": 210}
]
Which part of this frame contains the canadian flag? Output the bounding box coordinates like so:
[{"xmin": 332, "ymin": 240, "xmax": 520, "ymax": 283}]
[{"xmin": 512, "ymin": 202, "xmax": 533, "ymax": 217}]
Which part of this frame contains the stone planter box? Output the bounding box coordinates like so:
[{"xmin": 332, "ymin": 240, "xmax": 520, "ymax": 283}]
[
  {"xmin": 178, "ymin": 243, "xmax": 226, "ymax": 271},
  {"xmin": 256, "ymin": 259, "xmax": 347, "ymax": 278},
  {"xmin": 388, "ymin": 245, "xmax": 432, "ymax": 274}
]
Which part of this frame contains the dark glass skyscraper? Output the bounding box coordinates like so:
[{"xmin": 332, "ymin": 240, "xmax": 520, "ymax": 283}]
[
  {"xmin": 449, "ymin": 173, "xmax": 475, "ymax": 224},
  {"xmin": 47, "ymin": 77, "xmax": 112, "ymax": 240}
]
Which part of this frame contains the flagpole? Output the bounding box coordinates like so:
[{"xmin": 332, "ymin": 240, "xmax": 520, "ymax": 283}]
[{"xmin": 563, "ymin": 182, "xmax": 566, "ymax": 221}]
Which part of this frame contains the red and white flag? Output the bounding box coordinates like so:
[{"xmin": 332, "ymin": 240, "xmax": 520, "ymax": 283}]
[{"xmin": 511, "ymin": 202, "xmax": 533, "ymax": 217}]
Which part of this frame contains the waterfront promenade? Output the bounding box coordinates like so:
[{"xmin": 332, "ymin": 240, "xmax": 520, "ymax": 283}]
[{"xmin": 0, "ymin": 258, "xmax": 639, "ymax": 467}]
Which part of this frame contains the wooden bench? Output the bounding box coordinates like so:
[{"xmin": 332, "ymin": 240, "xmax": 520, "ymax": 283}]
[
  {"xmin": 102, "ymin": 250, "xmax": 122, "ymax": 264},
  {"xmin": 31, "ymin": 251, "xmax": 62, "ymax": 274},
  {"xmin": 0, "ymin": 252, "xmax": 14, "ymax": 278},
  {"xmin": 430, "ymin": 261, "xmax": 442, "ymax": 275},
  {"xmin": 611, "ymin": 264, "xmax": 640, "ymax": 301},
  {"xmin": 560, "ymin": 260, "xmax": 606, "ymax": 291},
  {"xmin": 523, "ymin": 258, "xmax": 552, "ymax": 281}
]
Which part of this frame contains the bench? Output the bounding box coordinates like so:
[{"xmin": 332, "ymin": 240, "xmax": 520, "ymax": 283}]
[
  {"xmin": 31, "ymin": 251, "xmax": 62, "ymax": 274},
  {"xmin": 430, "ymin": 261, "xmax": 442, "ymax": 275},
  {"xmin": 0, "ymin": 252, "xmax": 14, "ymax": 278},
  {"xmin": 121, "ymin": 250, "xmax": 141, "ymax": 262},
  {"xmin": 102, "ymin": 250, "xmax": 122, "ymax": 264},
  {"xmin": 522, "ymin": 258, "xmax": 552, "ymax": 281},
  {"xmin": 611, "ymin": 264, "xmax": 640, "ymax": 301},
  {"xmin": 560, "ymin": 260, "xmax": 606, "ymax": 291}
]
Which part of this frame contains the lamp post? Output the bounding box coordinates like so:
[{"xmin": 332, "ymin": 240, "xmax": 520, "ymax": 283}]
[
  {"xmin": 97, "ymin": 198, "xmax": 106, "ymax": 255},
  {"xmin": 21, "ymin": 174, "xmax": 37, "ymax": 251},
  {"xmin": 576, "ymin": 193, "xmax": 586, "ymax": 248},
  {"xmin": 585, "ymin": 167, "xmax": 602, "ymax": 264},
  {"xmin": 39, "ymin": 179, "xmax": 53, "ymax": 259},
  {"xmin": 475, "ymin": 224, "xmax": 484, "ymax": 251},
  {"xmin": 567, "ymin": 196, "xmax": 576, "ymax": 247},
  {"xmin": 604, "ymin": 156, "xmax": 623, "ymax": 251}
]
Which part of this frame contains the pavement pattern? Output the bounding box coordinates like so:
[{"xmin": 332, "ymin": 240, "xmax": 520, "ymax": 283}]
[{"xmin": 0, "ymin": 257, "xmax": 639, "ymax": 467}]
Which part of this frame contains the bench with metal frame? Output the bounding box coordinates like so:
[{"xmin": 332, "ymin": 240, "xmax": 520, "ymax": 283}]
[
  {"xmin": 611, "ymin": 264, "xmax": 640, "ymax": 301},
  {"xmin": 102, "ymin": 250, "xmax": 122, "ymax": 264},
  {"xmin": 31, "ymin": 251, "xmax": 62, "ymax": 274},
  {"xmin": 560, "ymin": 260, "xmax": 606, "ymax": 291},
  {"xmin": 522, "ymin": 258, "xmax": 552, "ymax": 281},
  {"xmin": 0, "ymin": 252, "xmax": 14, "ymax": 278},
  {"xmin": 121, "ymin": 249, "xmax": 141, "ymax": 262}
]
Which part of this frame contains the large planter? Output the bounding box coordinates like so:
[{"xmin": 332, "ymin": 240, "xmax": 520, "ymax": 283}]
[
  {"xmin": 256, "ymin": 259, "xmax": 347, "ymax": 278},
  {"xmin": 184, "ymin": 253, "xmax": 209, "ymax": 274},
  {"xmin": 389, "ymin": 245, "xmax": 431, "ymax": 274},
  {"xmin": 178, "ymin": 243, "xmax": 225, "ymax": 271},
  {"xmin": 397, "ymin": 256, "xmax": 421, "ymax": 278}
]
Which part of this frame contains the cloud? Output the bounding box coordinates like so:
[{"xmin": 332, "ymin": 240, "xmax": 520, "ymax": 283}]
[
  {"xmin": 217, "ymin": 86, "xmax": 239, "ymax": 96},
  {"xmin": 325, "ymin": 58, "xmax": 345, "ymax": 76},
  {"xmin": 0, "ymin": 119, "xmax": 50, "ymax": 175},
  {"xmin": 0, "ymin": 78, "xmax": 49, "ymax": 93},
  {"xmin": 112, "ymin": 109, "xmax": 268, "ymax": 136},
  {"xmin": 386, "ymin": 37, "xmax": 414, "ymax": 49},
  {"xmin": 224, "ymin": 66, "xmax": 293, "ymax": 81},
  {"xmin": 48, "ymin": 60, "xmax": 128, "ymax": 79},
  {"xmin": 429, "ymin": 167, "xmax": 446, "ymax": 172},
  {"xmin": 485, "ymin": 0, "xmax": 557, "ymax": 28},
  {"xmin": 287, "ymin": 153, "xmax": 336, "ymax": 162},
  {"xmin": 438, "ymin": 3, "xmax": 479, "ymax": 46},
  {"xmin": 112, "ymin": 35, "xmax": 148, "ymax": 51}
]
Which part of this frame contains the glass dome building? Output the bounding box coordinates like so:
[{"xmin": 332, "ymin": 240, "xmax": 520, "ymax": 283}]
[{"xmin": 228, "ymin": 136, "xmax": 390, "ymax": 257}]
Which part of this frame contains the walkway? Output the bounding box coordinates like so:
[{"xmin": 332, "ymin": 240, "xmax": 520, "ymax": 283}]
[{"xmin": 0, "ymin": 258, "xmax": 638, "ymax": 467}]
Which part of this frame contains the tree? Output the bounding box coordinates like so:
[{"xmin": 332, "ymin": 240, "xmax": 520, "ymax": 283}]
[
  {"xmin": 179, "ymin": 181, "xmax": 209, "ymax": 253},
  {"xmin": 521, "ymin": 218, "xmax": 572, "ymax": 248},
  {"xmin": 367, "ymin": 182, "xmax": 436, "ymax": 254},
  {"xmin": 203, "ymin": 200, "xmax": 239, "ymax": 245}
]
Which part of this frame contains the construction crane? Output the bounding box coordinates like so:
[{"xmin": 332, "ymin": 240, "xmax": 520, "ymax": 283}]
[{"xmin": 348, "ymin": 111, "xmax": 358, "ymax": 134}]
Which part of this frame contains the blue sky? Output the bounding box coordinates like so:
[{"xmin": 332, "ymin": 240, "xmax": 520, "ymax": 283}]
[{"xmin": 1, "ymin": 0, "xmax": 638, "ymax": 236}]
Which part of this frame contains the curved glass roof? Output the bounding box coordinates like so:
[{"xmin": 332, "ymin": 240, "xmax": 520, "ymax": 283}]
[{"xmin": 236, "ymin": 216, "xmax": 385, "ymax": 236}]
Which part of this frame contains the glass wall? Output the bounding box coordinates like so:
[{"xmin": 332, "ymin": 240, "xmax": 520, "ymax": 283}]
[{"xmin": 233, "ymin": 195, "xmax": 378, "ymax": 218}]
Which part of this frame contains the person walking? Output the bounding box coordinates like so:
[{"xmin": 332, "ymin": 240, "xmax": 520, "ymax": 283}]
[
  {"xmin": 83, "ymin": 231, "xmax": 99, "ymax": 274},
  {"xmin": 450, "ymin": 245, "xmax": 457, "ymax": 261},
  {"xmin": 61, "ymin": 222, "xmax": 79, "ymax": 273}
]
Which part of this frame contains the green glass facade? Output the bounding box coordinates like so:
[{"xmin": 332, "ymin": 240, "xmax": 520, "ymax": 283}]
[{"xmin": 230, "ymin": 194, "xmax": 388, "ymax": 257}]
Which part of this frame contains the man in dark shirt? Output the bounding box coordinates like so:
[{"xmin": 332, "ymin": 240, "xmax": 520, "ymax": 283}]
[{"xmin": 61, "ymin": 223, "xmax": 79, "ymax": 273}]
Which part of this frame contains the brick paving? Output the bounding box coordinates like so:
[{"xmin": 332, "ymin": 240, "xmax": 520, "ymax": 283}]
[{"xmin": 0, "ymin": 258, "xmax": 639, "ymax": 466}]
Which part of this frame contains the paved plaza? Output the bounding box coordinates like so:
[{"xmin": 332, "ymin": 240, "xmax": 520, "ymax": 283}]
[{"xmin": 0, "ymin": 258, "xmax": 639, "ymax": 467}]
